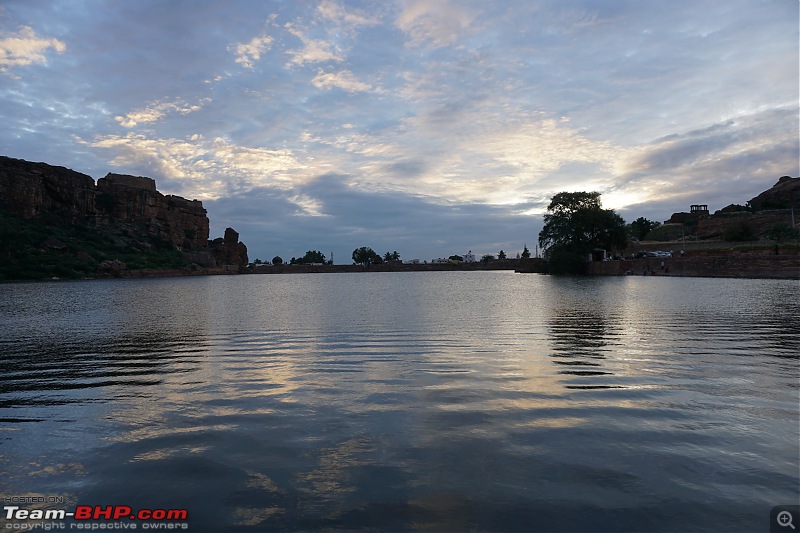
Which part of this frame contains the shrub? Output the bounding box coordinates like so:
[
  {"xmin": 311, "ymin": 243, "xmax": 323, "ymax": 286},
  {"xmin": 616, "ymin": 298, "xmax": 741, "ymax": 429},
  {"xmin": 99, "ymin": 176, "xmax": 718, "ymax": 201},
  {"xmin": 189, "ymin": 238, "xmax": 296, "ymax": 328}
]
[{"xmin": 723, "ymin": 221, "xmax": 758, "ymax": 242}]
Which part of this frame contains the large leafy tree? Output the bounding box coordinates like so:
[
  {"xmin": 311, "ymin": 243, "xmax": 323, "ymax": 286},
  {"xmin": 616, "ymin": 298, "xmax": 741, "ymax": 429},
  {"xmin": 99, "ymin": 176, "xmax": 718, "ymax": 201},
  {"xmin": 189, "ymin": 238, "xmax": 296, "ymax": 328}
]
[
  {"xmin": 352, "ymin": 246, "xmax": 380, "ymax": 265},
  {"xmin": 538, "ymin": 191, "xmax": 627, "ymax": 273}
]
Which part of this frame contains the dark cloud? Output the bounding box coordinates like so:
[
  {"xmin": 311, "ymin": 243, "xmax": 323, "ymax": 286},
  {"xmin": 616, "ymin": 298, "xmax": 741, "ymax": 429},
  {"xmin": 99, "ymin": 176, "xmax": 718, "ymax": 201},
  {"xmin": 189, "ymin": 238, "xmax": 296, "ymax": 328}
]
[
  {"xmin": 205, "ymin": 173, "xmax": 540, "ymax": 263},
  {"xmin": 622, "ymin": 106, "xmax": 798, "ymax": 195}
]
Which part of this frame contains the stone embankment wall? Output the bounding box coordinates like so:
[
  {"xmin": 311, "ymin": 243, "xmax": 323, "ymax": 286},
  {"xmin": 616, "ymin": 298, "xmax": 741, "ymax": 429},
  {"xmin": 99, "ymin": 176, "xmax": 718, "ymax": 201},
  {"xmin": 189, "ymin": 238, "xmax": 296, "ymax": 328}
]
[{"xmin": 588, "ymin": 254, "xmax": 800, "ymax": 279}]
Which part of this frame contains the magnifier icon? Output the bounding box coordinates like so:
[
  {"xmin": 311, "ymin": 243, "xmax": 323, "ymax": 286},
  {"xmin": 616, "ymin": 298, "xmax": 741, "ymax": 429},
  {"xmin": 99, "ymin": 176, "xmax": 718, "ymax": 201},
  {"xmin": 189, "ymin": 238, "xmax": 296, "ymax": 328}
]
[{"xmin": 778, "ymin": 511, "xmax": 796, "ymax": 530}]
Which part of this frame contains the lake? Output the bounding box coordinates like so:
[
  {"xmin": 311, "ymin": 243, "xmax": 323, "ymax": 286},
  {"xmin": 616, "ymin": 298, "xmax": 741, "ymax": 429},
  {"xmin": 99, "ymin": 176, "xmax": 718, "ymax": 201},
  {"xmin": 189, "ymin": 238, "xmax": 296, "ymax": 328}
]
[{"xmin": 0, "ymin": 272, "xmax": 798, "ymax": 532}]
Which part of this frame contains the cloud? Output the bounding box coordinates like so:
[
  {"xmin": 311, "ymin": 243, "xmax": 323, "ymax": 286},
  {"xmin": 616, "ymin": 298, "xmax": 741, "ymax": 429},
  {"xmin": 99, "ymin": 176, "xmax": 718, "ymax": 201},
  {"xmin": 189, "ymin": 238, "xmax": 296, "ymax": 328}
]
[
  {"xmin": 316, "ymin": 0, "xmax": 381, "ymax": 30},
  {"xmin": 285, "ymin": 23, "xmax": 343, "ymax": 66},
  {"xmin": 78, "ymin": 132, "xmax": 308, "ymax": 200},
  {"xmin": 612, "ymin": 105, "xmax": 799, "ymax": 211},
  {"xmin": 622, "ymin": 106, "xmax": 798, "ymax": 178},
  {"xmin": 331, "ymin": 110, "xmax": 629, "ymax": 207},
  {"xmin": 204, "ymin": 173, "xmax": 540, "ymax": 263},
  {"xmin": 311, "ymin": 69, "xmax": 372, "ymax": 93},
  {"xmin": 0, "ymin": 25, "xmax": 65, "ymax": 76},
  {"xmin": 2, "ymin": 1, "xmax": 798, "ymax": 261},
  {"xmin": 229, "ymin": 33, "xmax": 274, "ymax": 69},
  {"xmin": 395, "ymin": 0, "xmax": 477, "ymax": 48},
  {"xmin": 115, "ymin": 98, "xmax": 211, "ymax": 128}
]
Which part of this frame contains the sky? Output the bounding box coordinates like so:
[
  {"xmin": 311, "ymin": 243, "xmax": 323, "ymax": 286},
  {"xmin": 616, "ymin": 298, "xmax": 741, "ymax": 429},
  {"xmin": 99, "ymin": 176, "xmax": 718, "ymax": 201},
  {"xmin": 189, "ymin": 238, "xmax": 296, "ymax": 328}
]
[{"xmin": 1, "ymin": 0, "xmax": 798, "ymax": 263}]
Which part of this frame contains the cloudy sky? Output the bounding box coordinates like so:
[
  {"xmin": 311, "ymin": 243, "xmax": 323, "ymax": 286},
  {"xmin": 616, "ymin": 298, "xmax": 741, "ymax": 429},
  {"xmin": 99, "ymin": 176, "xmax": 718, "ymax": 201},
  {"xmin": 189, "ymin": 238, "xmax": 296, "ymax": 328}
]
[{"xmin": 1, "ymin": 1, "xmax": 798, "ymax": 263}]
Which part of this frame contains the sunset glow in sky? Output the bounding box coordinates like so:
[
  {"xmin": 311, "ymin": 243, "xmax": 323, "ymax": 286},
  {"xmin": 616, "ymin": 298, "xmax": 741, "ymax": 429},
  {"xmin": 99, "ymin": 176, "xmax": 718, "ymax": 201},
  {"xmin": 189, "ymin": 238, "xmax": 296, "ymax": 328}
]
[{"xmin": 1, "ymin": 1, "xmax": 798, "ymax": 262}]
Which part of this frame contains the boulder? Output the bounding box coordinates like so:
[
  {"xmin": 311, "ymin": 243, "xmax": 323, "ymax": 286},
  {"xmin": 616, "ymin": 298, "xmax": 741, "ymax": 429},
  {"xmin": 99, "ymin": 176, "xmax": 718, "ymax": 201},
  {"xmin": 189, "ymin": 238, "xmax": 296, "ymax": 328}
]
[{"xmin": 209, "ymin": 227, "xmax": 249, "ymax": 267}]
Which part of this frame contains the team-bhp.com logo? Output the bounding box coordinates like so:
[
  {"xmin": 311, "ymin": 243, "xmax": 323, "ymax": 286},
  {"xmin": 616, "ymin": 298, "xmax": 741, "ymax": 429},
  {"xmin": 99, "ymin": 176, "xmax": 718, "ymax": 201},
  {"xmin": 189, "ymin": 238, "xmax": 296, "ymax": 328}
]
[{"xmin": 4, "ymin": 505, "xmax": 189, "ymax": 530}]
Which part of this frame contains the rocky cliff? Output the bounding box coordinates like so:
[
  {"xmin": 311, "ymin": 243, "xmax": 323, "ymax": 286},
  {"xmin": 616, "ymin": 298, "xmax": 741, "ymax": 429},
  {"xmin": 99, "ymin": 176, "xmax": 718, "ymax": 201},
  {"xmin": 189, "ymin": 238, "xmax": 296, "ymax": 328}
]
[
  {"xmin": 95, "ymin": 173, "xmax": 209, "ymax": 251},
  {"xmin": 0, "ymin": 155, "xmax": 248, "ymax": 279},
  {"xmin": 0, "ymin": 156, "xmax": 97, "ymax": 223}
]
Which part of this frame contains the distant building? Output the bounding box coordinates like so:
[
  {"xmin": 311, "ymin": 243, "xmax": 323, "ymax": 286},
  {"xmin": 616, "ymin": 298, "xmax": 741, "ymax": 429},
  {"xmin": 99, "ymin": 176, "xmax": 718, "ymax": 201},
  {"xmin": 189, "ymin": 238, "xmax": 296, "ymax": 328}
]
[
  {"xmin": 668, "ymin": 204, "xmax": 711, "ymax": 224},
  {"xmin": 432, "ymin": 258, "xmax": 448, "ymax": 263},
  {"xmin": 463, "ymin": 250, "xmax": 476, "ymax": 263}
]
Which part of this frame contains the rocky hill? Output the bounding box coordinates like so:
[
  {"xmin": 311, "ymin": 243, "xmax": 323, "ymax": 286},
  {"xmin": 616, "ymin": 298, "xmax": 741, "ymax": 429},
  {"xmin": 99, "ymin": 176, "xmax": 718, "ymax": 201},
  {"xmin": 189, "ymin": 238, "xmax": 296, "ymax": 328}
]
[
  {"xmin": 660, "ymin": 176, "xmax": 799, "ymax": 242},
  {"xmin": 0, "ymin": 156, "xmax": 248, "ymax": 280},
  {"xmin": 746, "ymin": 175, "xmax": 800, "ymax": 211}
]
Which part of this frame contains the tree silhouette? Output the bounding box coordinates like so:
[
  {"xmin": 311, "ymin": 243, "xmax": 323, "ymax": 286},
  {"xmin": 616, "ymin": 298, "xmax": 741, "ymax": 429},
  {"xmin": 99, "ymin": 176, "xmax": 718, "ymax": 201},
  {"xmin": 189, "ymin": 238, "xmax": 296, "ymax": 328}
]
[
  {"xmin": 538, "ymin": 191, "xmax": 627, "ymax": 274},
  {"xmin": 353, "ymin": 246, "xmax": 380, "ymax": 265}
]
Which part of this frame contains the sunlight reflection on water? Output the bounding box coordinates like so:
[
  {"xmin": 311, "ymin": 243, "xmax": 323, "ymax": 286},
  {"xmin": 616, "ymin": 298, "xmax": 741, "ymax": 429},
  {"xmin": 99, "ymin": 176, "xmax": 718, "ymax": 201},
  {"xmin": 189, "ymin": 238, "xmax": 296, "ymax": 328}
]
[{"xmin": 0, "ymin": 273, "xmax": 798, "ymax": 531}]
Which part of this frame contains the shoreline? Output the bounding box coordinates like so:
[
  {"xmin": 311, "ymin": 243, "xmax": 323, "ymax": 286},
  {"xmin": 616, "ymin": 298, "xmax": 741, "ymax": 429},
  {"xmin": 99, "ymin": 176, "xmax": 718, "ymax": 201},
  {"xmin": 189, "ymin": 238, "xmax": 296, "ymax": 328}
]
[
  {"xmin": 585, "ymin": 254, "xmax": 800, "ymax": 280},
  {"xmin": 4, "ymin": 254, "xmax": 799, "ymax": 282}
]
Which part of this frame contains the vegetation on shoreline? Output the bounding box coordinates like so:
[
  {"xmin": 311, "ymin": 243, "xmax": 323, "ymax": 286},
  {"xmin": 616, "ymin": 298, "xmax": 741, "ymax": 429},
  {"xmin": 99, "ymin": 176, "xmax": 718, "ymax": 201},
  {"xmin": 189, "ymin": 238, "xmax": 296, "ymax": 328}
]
[
  {"xmin": 0, "ymin": 209, "xmax": 186, "ymax": 281},
  {"xmin": 1, "ymin": 155, "xmax": 796, "ymax": 281},
  {"xmin": 538, "ymin": 192, "xmax": 628, "ymax": 274}
]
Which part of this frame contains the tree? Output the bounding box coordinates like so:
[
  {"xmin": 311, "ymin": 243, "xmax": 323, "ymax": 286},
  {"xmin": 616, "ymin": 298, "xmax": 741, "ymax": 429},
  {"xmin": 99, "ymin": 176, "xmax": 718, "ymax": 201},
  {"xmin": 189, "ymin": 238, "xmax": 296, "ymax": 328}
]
[
  {"xmin": 723, "ymin": 221, "xmax": 757, "ymax": 242},
  {"xmin": 448, "ymin": 255, "xmax": 463, "ymax": 262},
  {"xmin": 521, "ymin": 245, "xmax": 531, "ymax": 259},
  {"xmin": 481, "ymin": 254, "xmax": 495, "ymax": 263},
  {"xmin": 272, "ymin": 256, "xmax": 283, "ymax": 265},
  {"xmin": 627, "ymin": 217, "xmax": 661, "ymax": 241},
  {"xmin": 764, "ymin": 223, "xmax": 799, "ymax": 243},
  {"xmin": 383, "ymin": 250, "xmax": 401, "ymax": 263},
  {"xmin": 498, "ymin": 250, "xmax": 507, "ymax": 260},
  {"xmin": 295, "ymin": 250, "xmax": 326, "ymax": 264},
  {"xmin": 352, "ymin": 246, "xmax": 380, "ymax": 265},
  {"xmin": 538, "ymin": 191, "xmax": 627, "ymax": 274}
]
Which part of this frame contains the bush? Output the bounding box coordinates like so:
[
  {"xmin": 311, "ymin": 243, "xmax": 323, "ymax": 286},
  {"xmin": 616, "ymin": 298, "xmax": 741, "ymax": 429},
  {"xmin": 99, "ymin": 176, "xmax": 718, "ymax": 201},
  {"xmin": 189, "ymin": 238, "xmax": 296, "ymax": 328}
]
[
  {"xmin": 723, "ymin": 221, "xmax": 758, "ymax": 242},
  {"xmin": 763, "ymin": 223, "xmax": 799, "ymax": 243}
]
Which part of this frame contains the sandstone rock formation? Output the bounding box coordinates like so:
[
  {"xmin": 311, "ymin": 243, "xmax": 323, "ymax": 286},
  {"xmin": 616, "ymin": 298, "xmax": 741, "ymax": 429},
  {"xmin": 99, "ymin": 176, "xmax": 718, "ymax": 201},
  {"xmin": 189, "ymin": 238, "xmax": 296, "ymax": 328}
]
[
  {"xmin": 96, "ymin": 173, "xmax": 209, "ymax": 251},
  {"xmin": 209, "ymin": 227, "xmax": 249, "ymax": 267},
  {"xmin": 0, "ymin": 156, "xmax": 249, "ymax": 270},
  {"xmin": 0, "ymin": 156, "xmax": 96, "ymax": 223},
  {"xmin": 97, "ymin": 259, "xmax": 127, "ymax": 278}
]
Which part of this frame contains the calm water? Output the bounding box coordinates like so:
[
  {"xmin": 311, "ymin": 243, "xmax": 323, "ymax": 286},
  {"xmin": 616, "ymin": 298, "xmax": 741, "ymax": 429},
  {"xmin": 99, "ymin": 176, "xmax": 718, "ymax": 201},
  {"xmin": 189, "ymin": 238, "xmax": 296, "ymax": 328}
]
[{"xmin": 0, "ymin": 272, "xmax": 798, "ymax": 532}]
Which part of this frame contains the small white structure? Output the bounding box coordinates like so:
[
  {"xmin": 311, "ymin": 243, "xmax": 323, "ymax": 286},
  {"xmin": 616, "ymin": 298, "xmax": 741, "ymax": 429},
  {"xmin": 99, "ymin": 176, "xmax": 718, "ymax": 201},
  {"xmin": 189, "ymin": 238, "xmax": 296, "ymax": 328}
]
[
  {"xmin": 463, "ymin": 250, "xmax": 476, "ymax": 263},
  {"xmin": 432, "ymin": 258, "xmax": 448, "ymax": 264}
]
